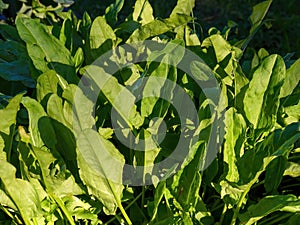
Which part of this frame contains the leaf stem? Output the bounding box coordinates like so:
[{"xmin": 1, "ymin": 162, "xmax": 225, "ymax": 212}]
[
  {"xmin": 230, "ymin": 173, "xmax": 261, "ymax": 225},
  {"xmin": 117, "ymin": 200, "xmax": 132, "ymax": 225},
  {"xmin": 0, "ymin": 204, "xmax": 21, "ymax": 223},
  {"xmin": 105, "ymin": 190, "xmax": 144, "ymax": 225},
  {"xmin": 219, "ymin": 203, "xmax": 227, "ymax": 225},
  {"xmin": 260, "ymin": 212, "xmax": 292, "ymax": 225},
  {"xmin": 50, "ymin": 193, "xmax": 76, "ymax": 225},
  {"xmin": 141, "ymin": 186, "xmax": 145, "ymax": 209}
]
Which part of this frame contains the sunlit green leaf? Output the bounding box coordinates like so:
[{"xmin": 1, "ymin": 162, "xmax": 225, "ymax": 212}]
[{"xmin": 244, "ymin": 54, "xmax": 285, "ymax": 132}]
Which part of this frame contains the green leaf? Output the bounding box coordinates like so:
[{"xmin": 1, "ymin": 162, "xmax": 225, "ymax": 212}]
[
  {"xmin": 32, "ymin": 147, "xmax": 82, "ymax": 197},
  {"xmin": 36, "ymin": 70, "xmax": 59, "ymax": 103},
  {"xmin": 0, "ymin": 0, "xmax": 8, "ymax": 14},
  {"xmin": 236, "ymin": 0, "xmax": 273, "ymax": 50},
  {"xmin": 140, "ymin": 57, "xmax": 175, "ymax": 117},
  {"xmin": 243, "ymin": 54, "xmax": 285, "ymax": 131},
  {"xmin": 217, "ymin": 180, "xmax": 246, "ymax": 207},
  {"xmin": 0, "ymin": 189, "xmax": 17, "ymax": 210},
  {"xmin": 22, "ymin": 97, "xmax": 57, "ymax": 149},
  {"xmin": 280, "ymin": 58, "xmax": 300, "ymax": 99},
  {"xmin": 167, "ymin": 143, "xmax": 205, "ymax": 211},
  {"xmin": 79, "ymin": 12, "xmax": 92, "ymax": 41},
  {"xmin": 0, "ymin": 40, "xmax": 35, "ymax": 88},
  {"xmin": 15, "ymin": 15, "xmax": 77, "ymax": 83},
  {"xmin": 140, "ymin": 39, "xmax": 184, "ymax": 117},
  {"xmin": 47, "ymin": 94, "xmax": 67, "ymax": 125},
  {"xmin": 0, "ymin": 93, "xmax": 23, "ymax": 161},
  {"xmin": 208, "ymin": 34, "xmax": 233, "ymax": 63},
  {"xmin": 77, "ymin": 129, "xmax": 125, "ymax": 215},
  {"xmin": 0, "ymin": 160, "xmax": 43, "ymax": 225},
  {"xmin": 264, "ymin": 156, "xmax": 287, "ymax": 193},
  {"xmin": 74, "ymin": 47, "xmax": 84, "ymax": 71},
  {"xmin": 223, "ymin": 107, "xmax": 246, "ymax": 182},
  {"xmin": 89, "ymin": 16, "xmax": 117, "ymax": 61},
  {"xmin": 132, "ymin": 0, "xmax": 154, "ymax": 25},
  {"xmin": 237, "ymin": 123, "xmax": 300, "ymax": 184},
  {"xmin": 62, "ymin": 195, "xmax": 100, "ymax": 222},
  {"xmin": 105, "ymin": 0, "xmax": 124, "ymax": 26},
  {"xmin": 0, "ymin": 24, "xmax": 22, "ymax": 42},
  {"xmin": 78, "ymin": 65, "xmax": 143, "ymax": 131},
  {"xmin": 149, "ymin": 181, "xmax": 166, "ymax": 221},
  {"xmin": 284, "ymin": 162, "xmax": 300, "ymax": 178},
  {"xmin": 281, "ymin": 213, "xmax": 300, "ymax": 225},
  {"xmin": 133, "ymin": 128, "xmax": 160, "ymax": 183},
  {"xmin": 59, "ymin": 19, "xmax": 73, "ymax": 51},
  {"xmin": 127, "ymin": 14, "xmax": 192, "ymax": 42},
  {"xmin": 249, "ymin": 0, "xmax": 272, "ymax": 33},
  {"xmin": 239, "ymin": 195, "xmax": 300, "ymax": 225},
  {"xmin": 170, "ymin": 0, "xmax": 195, "ymax": 18},
  {"xmin": 47, "ymin": 94, "xmax": 78, "ymax": 168}
]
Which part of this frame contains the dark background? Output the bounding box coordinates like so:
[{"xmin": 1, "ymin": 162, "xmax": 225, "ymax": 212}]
[{"xmin": 2, "ymin": 0, "xmax": 300, "ymax": 58}]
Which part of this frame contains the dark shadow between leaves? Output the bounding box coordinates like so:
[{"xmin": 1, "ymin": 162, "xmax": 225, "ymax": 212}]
[
  {"xmin": 47, "ymin": 62, "xmax": 79, "ymax": 84},
  {"xmin": 38, "ymin": 117, "xmax": 81, "ymax": 183}
]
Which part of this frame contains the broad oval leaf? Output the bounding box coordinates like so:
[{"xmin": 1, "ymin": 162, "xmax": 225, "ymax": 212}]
[
  {"xmin": 243, "ymin": 54, "xmax": 285, "ymax": 131},
  {"xmin": 77, "ymin": 128, "xmax": 125, "ymax": 215}
]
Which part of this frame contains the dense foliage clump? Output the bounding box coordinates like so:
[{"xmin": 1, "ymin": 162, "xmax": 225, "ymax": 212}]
[{"xmin": 0, "ymin": 0, "xmax": 299, "ymax": 224}]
